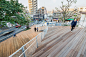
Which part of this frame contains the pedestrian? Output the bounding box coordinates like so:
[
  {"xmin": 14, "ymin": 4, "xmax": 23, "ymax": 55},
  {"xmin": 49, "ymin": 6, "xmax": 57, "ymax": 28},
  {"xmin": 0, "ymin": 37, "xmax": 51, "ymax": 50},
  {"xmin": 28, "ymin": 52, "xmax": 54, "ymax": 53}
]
[
  {"xmin": 13, "ymin": 33, "xmax": 16, "ymax": 38},
  {"xmin": 37, "ymin": 27, "xmax": 38, "ymax": 32},
  {"xmin": 58, "ymin": 20, "xmax": 59, "ymax": 22},
  {"xmin": 71, "ymin": 19, "xmax": 77, "ymax": 32},
  {"xmin": 34, "ymin": 27, "xmax": 36, "ymax": 32},
  {"xmin": 51, "ymin": 20, "xmax": 52, "ymax": 22}
]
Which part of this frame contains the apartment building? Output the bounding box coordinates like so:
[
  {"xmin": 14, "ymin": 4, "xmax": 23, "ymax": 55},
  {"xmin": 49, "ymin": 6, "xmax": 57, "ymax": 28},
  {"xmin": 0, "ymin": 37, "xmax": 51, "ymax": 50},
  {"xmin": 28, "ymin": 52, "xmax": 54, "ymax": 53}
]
[
  {"xmin": 37, "ymin": 7, "xmax": 47, "ymax": 15},
  {"xmin": 33, "ymin": 7, "xmax": 47, "ymax": 19},
  {"xmin": 28, "ymin": 0, "xmax": 38, "ymax": 15}
]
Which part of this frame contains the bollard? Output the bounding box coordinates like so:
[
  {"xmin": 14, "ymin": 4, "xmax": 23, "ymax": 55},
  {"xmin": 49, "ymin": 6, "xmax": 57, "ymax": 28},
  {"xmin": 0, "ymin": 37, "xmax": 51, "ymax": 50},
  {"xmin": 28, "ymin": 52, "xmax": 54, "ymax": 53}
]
[
  {"xmin": 36, "ymin": 36, "xmax": 38, "ymax": 48},
  {"xmin": 22, "ymin": 47, "xmax": 26, "ymax": 57}
]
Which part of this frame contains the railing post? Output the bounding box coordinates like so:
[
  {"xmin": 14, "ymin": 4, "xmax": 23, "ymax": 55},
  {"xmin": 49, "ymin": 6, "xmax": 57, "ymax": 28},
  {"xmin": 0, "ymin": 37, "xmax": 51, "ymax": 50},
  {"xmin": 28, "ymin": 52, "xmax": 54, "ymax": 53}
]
[
  {"xmin": 44, "ymin": 31, "xmax": 45, "ymax": 36},
  {"xmin": 41, "ymin": 33, "xmax": 42, "ymax": 41},
  {"xmin": 36, "ymin": 36, "xmax": 38, "ymax": 48},
  {"xmin": 22, "ymin": 47, "xmax": 26, "ymax": 57}
]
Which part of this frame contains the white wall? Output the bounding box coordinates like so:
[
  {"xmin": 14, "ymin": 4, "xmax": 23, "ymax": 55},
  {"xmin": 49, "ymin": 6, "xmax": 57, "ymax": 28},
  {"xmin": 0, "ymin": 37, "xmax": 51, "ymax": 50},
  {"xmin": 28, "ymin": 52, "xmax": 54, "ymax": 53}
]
[{"xmin": 79, "ymin": 14, "xmax": 86, "ymax": 28}]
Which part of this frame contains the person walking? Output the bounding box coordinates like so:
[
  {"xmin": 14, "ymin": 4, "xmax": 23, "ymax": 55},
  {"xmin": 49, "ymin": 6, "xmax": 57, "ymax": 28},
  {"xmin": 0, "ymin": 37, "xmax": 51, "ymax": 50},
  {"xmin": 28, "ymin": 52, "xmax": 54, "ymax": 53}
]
[
  {"xmin": 51, "ymin": 20, "xmax": 52, "ymax": 22},
  {"xmin": 71, "ymin": 19, "xmax": 77, "ymax": 32},
  {"xmin": 34, "ymin": 27, "xmax": 36, "ymax": 32},
  {"xmin": 13, "ymin": 33, "xmax": 16, "ymax": 38},
  {"xmin": 37, "ymin": 27, "xmax": 38, "ymax": 32}
]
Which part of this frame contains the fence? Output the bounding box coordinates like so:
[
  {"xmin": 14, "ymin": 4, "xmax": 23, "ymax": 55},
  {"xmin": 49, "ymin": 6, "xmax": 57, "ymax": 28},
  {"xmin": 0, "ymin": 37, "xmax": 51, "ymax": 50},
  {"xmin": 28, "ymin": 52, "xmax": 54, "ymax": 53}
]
[
  {"xmin": 9, "ymin": 26, "xmax": 48, "ymax": 57},
  {"xmin": 48, "ymin": 22, "xmax": 79, "ymax": 26},
  {"xmin": 0, "ymin": 26, "xmax": 26, "ymax": 42}
]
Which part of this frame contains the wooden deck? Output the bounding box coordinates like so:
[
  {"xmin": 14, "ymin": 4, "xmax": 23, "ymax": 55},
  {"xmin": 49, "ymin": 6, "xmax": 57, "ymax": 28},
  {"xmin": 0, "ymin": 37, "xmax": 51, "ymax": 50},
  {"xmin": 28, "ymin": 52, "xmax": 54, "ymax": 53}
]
[
  {"xmin": 32, "ymin": 26, "xmax": 86, "ymax": 57},
  {"xmin": 0, "ymin": 25, "xmax": 46, "ymax": 57}
]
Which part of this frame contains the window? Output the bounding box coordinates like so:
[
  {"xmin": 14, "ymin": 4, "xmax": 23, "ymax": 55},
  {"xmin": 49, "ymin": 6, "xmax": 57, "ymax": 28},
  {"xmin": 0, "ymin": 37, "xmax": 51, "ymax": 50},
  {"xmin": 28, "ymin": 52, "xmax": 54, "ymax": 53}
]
[{"xmin": 80, "ymin": 8, "xmax": 83, "ymax": 9}]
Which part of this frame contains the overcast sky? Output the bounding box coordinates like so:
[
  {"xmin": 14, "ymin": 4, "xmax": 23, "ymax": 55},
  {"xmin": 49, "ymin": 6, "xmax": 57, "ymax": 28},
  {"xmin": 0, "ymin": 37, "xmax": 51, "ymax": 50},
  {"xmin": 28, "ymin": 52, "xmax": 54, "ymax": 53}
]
[{"xmin": 19, "ymin": 0, "xmax": 86, "ymax": 11}]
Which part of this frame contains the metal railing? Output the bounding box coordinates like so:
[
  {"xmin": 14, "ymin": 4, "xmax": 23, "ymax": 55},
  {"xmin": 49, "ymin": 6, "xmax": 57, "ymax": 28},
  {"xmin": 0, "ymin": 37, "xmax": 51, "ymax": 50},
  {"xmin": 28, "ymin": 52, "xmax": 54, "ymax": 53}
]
[
  {"xmin": 0, "ymin": 26, "xmax": 26, "ymax": 42},
  {"xmin": 48, "ymin": 22, "xmax": 79, "ymax": 26},
  {"xmin": 9, "ymin": 26, "xmax": 48, "ymax": 57}
]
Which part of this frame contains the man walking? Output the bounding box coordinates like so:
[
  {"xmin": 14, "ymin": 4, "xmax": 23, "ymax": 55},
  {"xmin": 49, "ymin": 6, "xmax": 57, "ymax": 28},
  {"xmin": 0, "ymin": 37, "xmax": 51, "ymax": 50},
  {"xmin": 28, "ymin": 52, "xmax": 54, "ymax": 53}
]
[
  {"xmin": 34, "ymin": 27, "xmax": 36, "ymax": 32},
  {"xmin": 71, "ymin": 19, "xmax": 77, "ymax": 32}
]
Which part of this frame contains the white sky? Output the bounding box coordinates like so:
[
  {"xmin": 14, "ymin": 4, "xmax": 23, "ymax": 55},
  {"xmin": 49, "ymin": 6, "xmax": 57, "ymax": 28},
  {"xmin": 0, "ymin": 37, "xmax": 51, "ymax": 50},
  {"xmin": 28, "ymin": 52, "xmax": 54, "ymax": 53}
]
[{"xmin": 18, "ymin": 0, "xmax": 86, "ymax": 11}]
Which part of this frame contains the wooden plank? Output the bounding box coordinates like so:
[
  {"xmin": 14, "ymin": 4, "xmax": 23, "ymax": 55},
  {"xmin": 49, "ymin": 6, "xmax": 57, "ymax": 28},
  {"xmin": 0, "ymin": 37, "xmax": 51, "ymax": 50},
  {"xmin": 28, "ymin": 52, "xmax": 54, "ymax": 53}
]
[
  {"xmin": 57, "ymin": 29, "xmax": 83, "ymax": 57},
  {"xmin": 42, "ymin": 27, "xmax": 63, "ymax": 41},
  {"xmin": 76, "ymin": 34, "xmax": 86, "ymax": 57},
  {"xmin": 39, "ymin": 28, "xmax": 79, "ymax": 57},
  {"xmin": 32, "ymin": 27, "xmax": 70, "ymax": 57},
  {"xmin": 83, "ymin": 50, "xmax": 86, "ymax": 57},
  {"xmin": 42, "ymin": 27, "xmax": 69, "ymax": 45},
  {"xmin": 81, "ymin": 42, "xmax": 86, "ymax": 56},
  {"xmin": 68, "ymin": 32, "xmax": 86, "ymax": 57},
  {"xmin": 54, "ymin": 28, "xmax": 81, "ymax": 57},
  {"xmin": 55, "ymin": 28, "xmax": 84, "ymax": 57},
  {"xmin": 47, "ymin": 28, "xmax": 82, "ymax": 57}
]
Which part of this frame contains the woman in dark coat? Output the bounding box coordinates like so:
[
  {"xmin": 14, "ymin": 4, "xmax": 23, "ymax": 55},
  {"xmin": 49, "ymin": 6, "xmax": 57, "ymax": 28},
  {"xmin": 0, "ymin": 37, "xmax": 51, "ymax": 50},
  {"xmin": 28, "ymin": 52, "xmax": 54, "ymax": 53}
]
[{"xmin": 71, "ymin": 19, "xmax": 77, "ymax": 32}]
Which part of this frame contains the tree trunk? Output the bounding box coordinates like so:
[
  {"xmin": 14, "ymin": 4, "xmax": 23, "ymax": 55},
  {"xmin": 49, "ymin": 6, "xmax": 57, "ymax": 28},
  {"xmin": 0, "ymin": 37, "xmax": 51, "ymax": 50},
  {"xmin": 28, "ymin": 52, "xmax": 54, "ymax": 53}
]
[
  {"xmin": 26, "ymin": 23, "xmax": 29, "ymax": 29},
  {"xmin": 63, "ymin": 14, "xmax": 65, "ymax": 23}
]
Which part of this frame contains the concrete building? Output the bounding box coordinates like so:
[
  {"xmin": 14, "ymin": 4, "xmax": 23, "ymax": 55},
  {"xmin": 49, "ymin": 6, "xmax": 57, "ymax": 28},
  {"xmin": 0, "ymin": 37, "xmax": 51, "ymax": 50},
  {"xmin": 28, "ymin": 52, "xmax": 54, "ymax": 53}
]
[
  {"xmin": 69, "ymin": 8, "xmax": 74, "ymax": 11},
  {"xmin": 52, "ymin": 10, "xmax": 62, "ymax": 20},
  {"xmin": 34, "ymin": 7, "xmax": 47, "ymax": 20},
  {"xmin": 53, "ymin": 12, "xmax": 62, "ymax": 19},
  {"xmin": 37, "ymin": 7, "xmax": 47, "ymax": 15},
  {"xmin": 28, "ymin": 0, "xmax": 38, "ymax": 15},
  {"xmin": 78, "ymin": 7, "xmax": 86, "ymax": 12}
]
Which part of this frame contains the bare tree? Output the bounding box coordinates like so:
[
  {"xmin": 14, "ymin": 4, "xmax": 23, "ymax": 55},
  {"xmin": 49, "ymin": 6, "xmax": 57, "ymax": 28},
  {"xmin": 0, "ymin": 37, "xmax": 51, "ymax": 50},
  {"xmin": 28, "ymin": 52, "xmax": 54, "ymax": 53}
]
[{"xmin": 56, "ymin": 0, "xmax": 77, "ymax": 23}]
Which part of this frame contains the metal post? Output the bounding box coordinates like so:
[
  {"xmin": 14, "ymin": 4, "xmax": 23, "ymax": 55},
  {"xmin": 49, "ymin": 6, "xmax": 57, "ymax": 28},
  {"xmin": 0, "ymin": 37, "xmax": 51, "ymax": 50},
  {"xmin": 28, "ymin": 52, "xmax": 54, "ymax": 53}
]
[
  {"xmin": 36, "ymin": 36, "xmax": 38, "ymax": 48},
  {"xmin": 44, "ymin": 31, "xmax": 45, "ymax": 37},
  {"xmin": 22, "ymin": 47, "xmax": 26, "ymax": 57},
  {"xmin": 44, "ymin": 31, "xmax": 45, "ymax": 36},
  {"xmin": 41, "ymin": 33, "xmax": 42, "ymax": 41}
]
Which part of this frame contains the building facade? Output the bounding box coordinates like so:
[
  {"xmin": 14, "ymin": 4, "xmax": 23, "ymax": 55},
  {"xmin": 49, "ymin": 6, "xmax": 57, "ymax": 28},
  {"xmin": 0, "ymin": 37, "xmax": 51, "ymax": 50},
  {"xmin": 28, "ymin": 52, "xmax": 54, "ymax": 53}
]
[
  {"xmin": 37, "ymin": 7, "xmax": 47, "ymax": 15},
  {"xmin": 78, "ymin": 7, "xmax": 86, "ymax": 12},
  {"xmin": 28, "ymin": 0, "xmax": 38, "ymax": 15},
  {"xmin": 33, "ymin": 7, "xmax": 47, "ymax": 20}
]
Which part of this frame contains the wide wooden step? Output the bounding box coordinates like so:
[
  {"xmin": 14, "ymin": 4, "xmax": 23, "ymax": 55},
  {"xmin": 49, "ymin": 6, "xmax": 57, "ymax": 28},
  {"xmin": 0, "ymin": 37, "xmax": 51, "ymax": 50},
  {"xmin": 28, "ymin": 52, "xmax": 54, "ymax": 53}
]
[
  {"xmin": 32, "ymin": 26, "xmax": 71, "ymax": 57},
  {"xmin": 43, "ymin": 26, "xmax": 67, "ymax": 41},
  {"xmin": 32, "ymin": 26, "xmax": 86, "ymax": 57}
]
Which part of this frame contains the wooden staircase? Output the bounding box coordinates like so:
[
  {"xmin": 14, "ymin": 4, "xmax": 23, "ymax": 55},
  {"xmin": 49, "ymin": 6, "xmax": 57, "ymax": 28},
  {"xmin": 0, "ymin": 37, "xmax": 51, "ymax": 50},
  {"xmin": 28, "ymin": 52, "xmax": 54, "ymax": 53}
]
[{"xmin": 32, "ymin": 26, "xmax": 86, "ymax": 57}]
